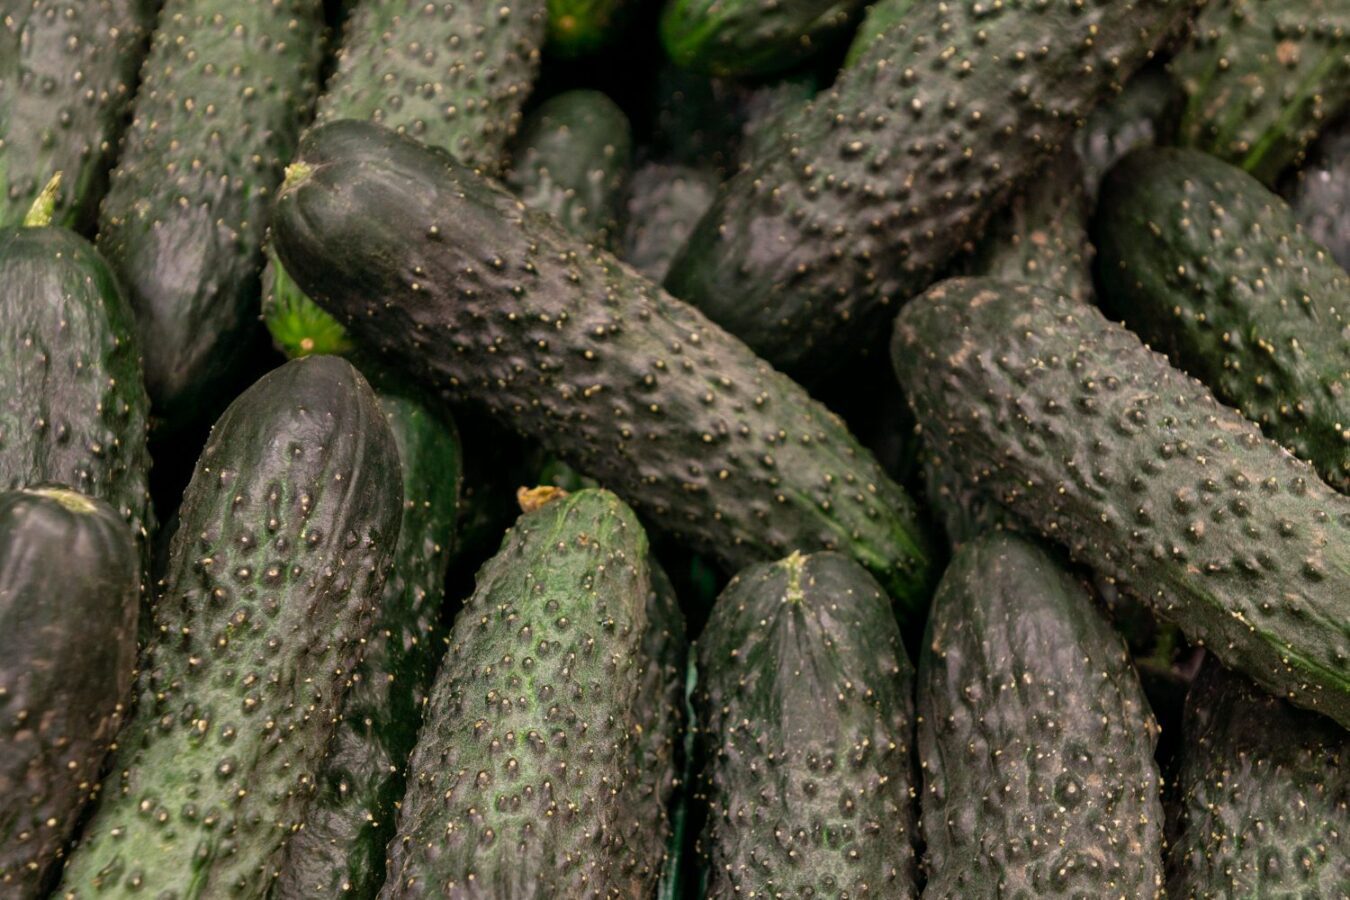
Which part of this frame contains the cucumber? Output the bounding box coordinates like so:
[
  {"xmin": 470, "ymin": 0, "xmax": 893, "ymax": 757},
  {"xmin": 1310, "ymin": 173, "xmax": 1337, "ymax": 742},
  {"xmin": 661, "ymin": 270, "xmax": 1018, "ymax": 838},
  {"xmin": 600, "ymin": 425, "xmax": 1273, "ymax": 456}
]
[
  {"xmin": 919, "ymin": 533, "xmax": 1164, "ymax": 898},
  {"xmin": 620, "ymin": 163, "xmax": 719, "ymax": 282},
  {"xmin": 273, "ymin": 119, "xmax": 934, "ymax": 614},
  {"xmin": 1170, "ymin": 0, "xmax": 1350, "ymax": 186},
  {"xmin": 0, "ymin": 188, "xmax": 152, "ymax": 574},
  {"xmin": 695, "ymin": 551, "xmax": 919, "ymax": 898},
  {"xmin": 271, "ymin": 371, "xmax": 461, "ymax": 900},
  {"xmin": 0, "ymin": 487, "xmax": 140, "ymax": 898},
  {"xmin": 0, "ymin": 0, "xmax": 154, "ymax": 232},
  {"xmin": 506, "ymin": 90, "xmax": 633, "ymax": 249},
  {"xmin": 662, "ymin": 0, "xmax": 1197, "ymax": 380},
  {"xmin": 841, "ymin": 0, "xmax": 916, "ymax": 68},
  {"xmin": 59, "ymin": 356, "xmax": 403, "ymax": 899},
  {"xmin": 95, "ymin": 0, "xmax": 325, "ymax": 432},
  {"xmin": 381, "ymin": 489, "xmax": 662, "ymax": 897},
  {"xmin": 891, "ymin": 276, "xmax": 1350, "ymax": 728},
  {"xmin": 1093, "ymin": 147, "xmax": 1350, "ymax": 492},
  {"xmin": 1287, "ymin": 116, "xmax": 1350, "ymax": 271},
  {"xmin": 660, "ymin": 0, "xmax": 865, "ymax": 77},
  {"xmin": 1167, "ymin": 656, "xmax": 1349, "ymax": 897},
  {"xmin": 261, "ymin": 0, "xmax": 547, "ymax": 362}
]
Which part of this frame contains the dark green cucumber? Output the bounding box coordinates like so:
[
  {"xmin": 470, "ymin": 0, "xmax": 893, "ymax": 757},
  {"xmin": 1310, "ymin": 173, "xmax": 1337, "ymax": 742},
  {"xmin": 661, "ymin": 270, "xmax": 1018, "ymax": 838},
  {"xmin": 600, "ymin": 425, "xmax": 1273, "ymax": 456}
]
[
  {"xmin": 1287, "ymin": 116, "xmax": 1350, "ymax": 271},
  {"xmin": 382, "ymin": 489, "xmax": 659, "ymax": 897},
  {"xmin": 506, "ymin": 90, "xmax": 632, "ymax": 249},
  {"xmin": 0, "ymin": 487, "xmax": 139, "ymax": 898},
  {"xmin": 95, "ymin": 0, "xmax": 325, "ymax": 431},
  {"xmin": 272, "ymin": 119, "xmax": 933, "ymax": 614},
  {"xmin": 1094, "ymin": 148, "xmax": 1350, "ymax": 492},
  {"xmin": 620, "ymin": 162, "xmax": 719, "ymax": 282},
  {"xmin": 662, "ymin": 0, "xmax": 1195, "ymax": 380},
  {"xmin": 261, "ymin": 0, "xmax": 546, "ymax": 362},
  {"xmin": 733, "ymin": 75, "xmax": 819, "ymax": 167},
  {"xmin": 919, "ymin": 533, "xmax": 1164, "ymax": 898},
  {"xmin": 841, "ymin": 0, "xmax": 916, "ymax": 68},
  {"xmin": 891, "ymin": 276, "xmax": 1350, "ymax": 728},
  {"xmin": 0, "ymin": 0, "xmax": 154, "ymax": 232},
  {"xmin": 1074, "ymin": 62, "xmax": 1180, "ymax": 203},
  {"xmin": 660, "ymin": 0, "xmax": 864, "ymax": 77},
  {"xmin": 1170, "ymin": 0, "xmax": 1350, "ymax": 186},
  {"xmin": 1167, "ymin": 656, "xmax": 1349, "ymax": 897},
  {"xmin": 0, "ymin": 201, "xmax": 152, "ymax": 567},
  {"xmin": 59, "ymin": 356, "xmax": 402, "ymax": 899},
  {"xmin": 695, "ymin": 551, "xmax": 919, "ymax": 898},
  {"xmin": 272, "ymin": 371, "xmax": 461, "ymax": 900},
  {"xmin": 547, "ymin": 0, "xmax": 632, "ymax": 57}
]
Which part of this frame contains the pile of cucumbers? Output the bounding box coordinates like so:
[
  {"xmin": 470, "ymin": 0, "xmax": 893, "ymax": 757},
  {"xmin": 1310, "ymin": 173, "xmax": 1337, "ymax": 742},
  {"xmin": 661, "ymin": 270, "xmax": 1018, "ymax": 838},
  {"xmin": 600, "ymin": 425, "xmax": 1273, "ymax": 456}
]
[{"xmin": 1, "ymin": 0, "xmax": 1346, "ymax": 896}]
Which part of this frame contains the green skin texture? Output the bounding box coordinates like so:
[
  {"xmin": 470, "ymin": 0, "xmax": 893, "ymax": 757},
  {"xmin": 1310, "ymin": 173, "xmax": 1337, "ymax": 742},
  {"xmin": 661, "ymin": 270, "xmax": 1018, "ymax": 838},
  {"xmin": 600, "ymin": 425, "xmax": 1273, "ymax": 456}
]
[
  {"xmin": 891, "ymin": 277, "xmax": 1350, "ymax": 729},
  {"xmin": 546, "ymin": 0, "xmax": 630, "ymax": 58},
  {"xmin": 0, "ymin": 0, "xmax": 154, "ymax": 233},
  {"xmin": 59, "ymin": 356, "xmax": 403, "ymax": 899},
  {"xmin": 96, "ymin": 0, "xmax": 324, "ymax": 432},
  {"xmin": 660, "ymin": 0, "xmax": 865, "ymax": 77},
  {"xmin": 696, "ymin": 551, "xmax": 919, "ymax": 898},
  {"xmin": 1094, "ymin": 148, "xmax": 1350, "ymax": 493},
  {"xmin": 0, "ymin": 223, "xmax": 152, "ymax": 576},
  {"xmin": 1167, "ymin": 657, "xmax": 1349, "ymax": 898},
  {"xmin": 620, "ymin": 162, "xmax": 719, "ymax": 282},
  {"xmin": 919, "ymin": 533, "xmax": 1164, "ymax": 898},
  {"xmin": 1171, "ymin": 0, "xmax": 1350, "ymax": 187},
  {"xmin": 840, "ymin": 0, "xmax": 915, "ymax": 68},
  {"xmin": 271, "ymin": 119, "xmax": 933, "ymax": 615},
  {"xmin": 662, "ymin": 0, "xmax": 1196, "ymax": 381},
  {"xmin": 1074, "ymin": 63, "xmax": 1179, "ymax": 203},
  {"xmin": 381, "ymin": 489, "xmax": 658, "ymax": 898},
  {"xmin": 262, "ymin": 0, "xmax": 547, "ymax": 361},
  {"xmin": 0, "ymin": 488, "xmax": 139, "ymax": 898},
  {"xmin": 1287, "ymin": 116, "xmax": 1350, "ymax": 271},
  {"xmin": 505, "ymin": 90, "xmax": 633, "ymax": 250},
  {"xmin": 271, "ymin": 375, "xmax": 462, "ymax": 899}
]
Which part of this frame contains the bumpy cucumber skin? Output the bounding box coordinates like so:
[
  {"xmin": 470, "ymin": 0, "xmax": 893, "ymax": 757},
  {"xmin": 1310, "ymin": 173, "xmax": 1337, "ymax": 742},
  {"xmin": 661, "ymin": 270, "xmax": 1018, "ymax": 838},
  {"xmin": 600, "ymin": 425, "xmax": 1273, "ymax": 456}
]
[
  {"xmin": 95, "ymin": 0, "xmax": 324, "ymax": 431},
  {"xmin": 506, "ymin": 90, "xmax": 632, "ymax": 249},
  {"xmin": 1287, "ymin": 117, "xmax": 1350, "ymax": 271},
  {"xmin": 547, "ymin": 0, "xmax": 630, "ymax": 57},
  {"xmin": 1171, "ymin": 0, "xmax": 1350, "ymax": 187},
  {"xmin": 59, "ymin": 356, "xmax": 402, "ymax": 899},
  {"xmin": 660, "ymin": 0, "xmax": 864, "ymax": 77},
  {"xmin": 662, "ymin": 0, "xmax": 1196, "ymax": 379},
  {"xmin": 0, "ymin": 488, "xmax": 139, "ymax": 898},
  {"xmin": 0, "ymin": 224, "xmax": 152, "ymax": 566},
  {"xmin": 272, "ymin": 373, "xmax": 461, "ymax": 900},
  {"xmin": 261, "ymin": 0, "xmax": 546, "ymax": 362},
  {"xmin": 1167, "ymin": 657, "xmax": 1349, "ymax": 898},
  {"xmin": 272, "ymin": 119, "xmax": 933, "ymax": 615},
  {"xmin": 0, "ymin": 0, "xmax": 154, "ymax": 233},
  {"xmin": 1094, "ymin": 148, "xmax": 1350, "ymax": 493},
  {"xmin": 620, "ymin": 163, "xmax": 719, "ymax": 282},
  {"xmin": 696, "ymin": 551, "xmax": 919, "ymax": 898},
  {"xmin": 919, "ymin": 533, "xmax": 1164, "ymax": 898},
  {"xmin": 382, "ymin": 489, "xmax": 656, "ymax": 898},
  {"xmin": 892, "ymin": 277, "xmax": 1350, "ymax": 728}
]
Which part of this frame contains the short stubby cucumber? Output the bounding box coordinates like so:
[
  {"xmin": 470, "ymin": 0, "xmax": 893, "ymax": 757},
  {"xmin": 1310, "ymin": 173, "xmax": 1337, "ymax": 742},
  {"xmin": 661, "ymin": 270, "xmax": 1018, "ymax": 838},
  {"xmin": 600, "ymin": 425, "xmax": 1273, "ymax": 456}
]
[
  {"xmin": 271, "ymin": 372, "xmax": 462, "ymax": 900},
  {"xmin": 695, "ymin": 551, "xmax": 919, "ymax": 898},
  {"xmin": 0, "ymin": 0, "xmax": 154, "ymax": 232},
  {"xmin": 1167, "ymin": 657, "xmax": 1349, "ymax": 897},
  {"xmin": 660, "ymin": 0, "xmax": 865, "ymax": 77},
  {"xmin": 919, "ymin": 533, "xmax": 1164, "ymax": 898},
  {"xmin": 662, "ymin": 0, "xmax": 1197, "ymax": 379},
  {"xmin": 1170, "ymin": 0, "xmax": 1350, "ymax": 186},
  {"xmin": 261, "ymin": 0, "xmax": 547, "ymax": 361},
  {"xmin": 0, "ymin": 487, "xmax": 139, "ymax": 898},
  {"xmin": 1287, "ymin": 116, "xmax": 1350, "ymax": 271},
  {"xmin": 505, "ymin": 90, "xmax": 633, "ymax": 249},
  {"xmin": 271, "ymin": 119, "xmax": 934, "ymax": 615},
  {"xmin": 96, "ymin": 0, "xmax": 325, "ymax": 431},
  {"xmin": 381, "ymin": 489, "xmax": 659, "ymax": 898},
  {"xmin": 59, "ymin": 356, "xmax": 403, "ymax": 899},
  {"xmin": 891, "ymin": 277, "xmax": 1350, "ymax": 728},
  {"xmin": 1094, "ymin": 148, "xmax": 1350, "ymax": 492}
]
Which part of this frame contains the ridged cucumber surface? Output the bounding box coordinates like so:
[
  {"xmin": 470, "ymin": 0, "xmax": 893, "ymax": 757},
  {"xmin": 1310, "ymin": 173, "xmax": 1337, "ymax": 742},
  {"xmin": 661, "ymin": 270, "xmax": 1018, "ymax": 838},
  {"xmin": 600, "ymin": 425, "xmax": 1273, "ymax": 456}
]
[
  {"xmin": 892, "ymin": 277, "xmax": 1350, "ymax": 729},
  {"xmin": 60, "ymin": 356, "xmax": 402, "ymax": 899},
  {"xmin": 695, "ymin": 551, "xmax": 919, "ymax": 898},
  {"xmin": 919, "ymin": 533, "xmax": 1164, "ymax": 898},
  {"xmin": 0, "ymin": 487, "xmax": 139, "ymax": 898},
  {"xmin": 271, "ymin": 119, "xmax": 934, "ymax": 615}
]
